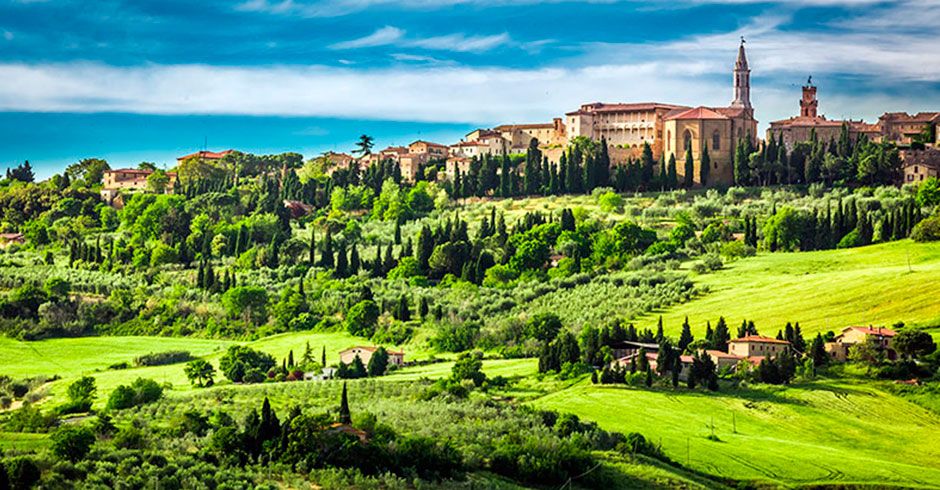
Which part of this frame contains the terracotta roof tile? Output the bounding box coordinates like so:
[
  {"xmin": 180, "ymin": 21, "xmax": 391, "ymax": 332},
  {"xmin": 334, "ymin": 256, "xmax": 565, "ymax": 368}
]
[
  {"xmin": 664, "ymin": 106, "xmax": 730, "ymax": 121},
  {"xmin": 729, "ymin": 335, "xmax": 791, "ymax": 345}
]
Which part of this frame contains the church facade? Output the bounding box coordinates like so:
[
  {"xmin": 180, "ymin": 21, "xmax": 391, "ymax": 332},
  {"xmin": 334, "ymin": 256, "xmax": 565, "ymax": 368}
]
[{"xmin": 662, "ymin": 41, "xmax": 759, "ymax": 186}]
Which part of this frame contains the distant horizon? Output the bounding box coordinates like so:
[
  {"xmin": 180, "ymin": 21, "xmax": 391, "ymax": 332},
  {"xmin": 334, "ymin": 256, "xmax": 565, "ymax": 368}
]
[{"xmin": 1, "ymin": 0, "xmax": 938, "ymax": 179}]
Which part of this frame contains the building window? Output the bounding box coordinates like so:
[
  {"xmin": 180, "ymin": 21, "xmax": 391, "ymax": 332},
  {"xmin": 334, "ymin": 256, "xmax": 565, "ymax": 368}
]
[
  {"xmin": 683, "ymin": 130, "xmax": 692, "ymax": 152},
  {"xmin": 712, "ymin": 130, "xmax": 721, "ymax": 151}
]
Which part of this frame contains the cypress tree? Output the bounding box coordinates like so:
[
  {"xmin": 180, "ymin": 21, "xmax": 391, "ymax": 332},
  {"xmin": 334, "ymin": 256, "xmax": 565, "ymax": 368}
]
[
  {"xmin": 339, "ymin": 382, "xmax": 351, "ymax": 424},
  {"xmin": 645, "ymin": 364, "xmax": 653, "ymax": 387},
  {"xmin": 335, "ymin": 244, "xmax": 348, "ymax": 278},
  {"xmin": 371, "ymin": 244, "xmax": 383, "ymax": 276},
  {"xmin": 500, "ymin": 155, "xmax": 511, "ymax": 197},
  {"xmin": 349, "ymin": 244, "xmax": 360, "ymax": 273},
  {"xmin": 700, "ymin": 144, "xmax": 711, "ymax": 187},
  {"xmin": 394, "ymin": 220, "xmax": 401, "ymax": 245},
  {"xmin": 320, "ymin": 229, "xmax": 334, "ymax": 268},
  {"xmin": 655, "ymin": 316, "xmax": 664, "ymax": 342},
  {"xmin": 659, "ymin": 154, "xmax": 668, "ymax": 191},
  {"xmin": 683, "ymin": 138, "xmax": 694, "ymax": 188},
  {"xmin": 322, "ymin": 346, "xmax": 326, "ymax": 367},
  {"xmin": 678, "ymin": 317, "xmax": 694, "ymax": 351}
]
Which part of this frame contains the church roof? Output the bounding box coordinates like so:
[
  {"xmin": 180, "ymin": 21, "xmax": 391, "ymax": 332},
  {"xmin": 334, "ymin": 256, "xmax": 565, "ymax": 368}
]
[
  {"xmin": 736, "ymin": 40, "xmax": 749, "ymax": 70},
  {"xmin": 566, "ymin": 102, "xmax": 687, "ymax": 116},
  {"xmin": 664, "ymin": 106, "xmax": 730, "ymax": 121}
]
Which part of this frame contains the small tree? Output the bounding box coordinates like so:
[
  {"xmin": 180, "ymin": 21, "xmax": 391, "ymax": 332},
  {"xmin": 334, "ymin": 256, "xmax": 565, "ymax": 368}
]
[
  {"xmin": 339, "ymin": 382, "xmax": 352, "ymax": 424},
  {"xmin": 184, "ymin": 359, "xmax": 216, "ymax": 387},
  {"xmin": 893, "ymin": 329, "xmax": 937, "ymax": 359},
  {"xmin": 367, "ymin": 347, "xmax": 389, "ymax": 377},
  {"xmin": 346, "ymin": 300, "xmax": 380, "ymax": 337},
  {"xmin": 51, "ymin": 425, "xmax": 95, "ymax": 462},
  {"xmin": 67, "ymin": 376, "xmax": 97, "ymax": 405}
]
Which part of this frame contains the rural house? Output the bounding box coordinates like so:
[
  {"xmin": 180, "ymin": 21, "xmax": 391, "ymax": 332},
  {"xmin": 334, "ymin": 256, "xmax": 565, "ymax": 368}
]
[
  {"xmin": 727, "ymin": 336, "xmax": 791, "ymax": 358},
  {"xmin": 825, "ymin": 326, "xmax": 898, "ymax": 362},
  {"xmin": 339, "ymin": 346, "xmax": 405, "ymax": 367}
]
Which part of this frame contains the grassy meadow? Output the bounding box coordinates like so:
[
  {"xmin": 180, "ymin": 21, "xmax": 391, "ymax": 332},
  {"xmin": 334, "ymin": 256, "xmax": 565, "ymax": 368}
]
[
  {"xmin": 533, "ymin": 378, "xmax": 940, "ymax": 488},
  {"xmin": 645, "ymin": 239, "xmax": 940, "ymax": 337}
]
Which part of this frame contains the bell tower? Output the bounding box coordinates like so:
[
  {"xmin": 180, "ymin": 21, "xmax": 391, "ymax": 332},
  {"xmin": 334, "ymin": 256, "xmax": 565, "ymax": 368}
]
[
  {"xmin": 730, "ymin": 37, "xmax": 751, "ymax": 110},
  {"xmin": 800, "ymin": 76, "xmax": 818, "ymax": 118}
]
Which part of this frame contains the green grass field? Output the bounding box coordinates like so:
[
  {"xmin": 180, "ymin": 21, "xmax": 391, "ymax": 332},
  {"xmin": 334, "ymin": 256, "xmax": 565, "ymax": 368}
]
[
  {"xmin": 0, "ymin": 329, "xmax": 436, "ymax": 408},
  {"xmin": 641, "ymin": 240, "xmax": 940, "ymax": 338},
  {"xmin": 533, "ymin": 378, "xmax": 940, "ymax": 488}
]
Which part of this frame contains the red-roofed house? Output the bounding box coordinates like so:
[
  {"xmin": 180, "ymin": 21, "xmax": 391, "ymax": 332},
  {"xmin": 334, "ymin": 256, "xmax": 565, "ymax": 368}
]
[
  {"xmin": 825, "ymin": 326, "xmax": 898, "ymax": 362},
  {"xmin": 176, "ymin": 150, "xmax": 235, "ymax": 162},
  {"xmin": 727, "ymin": 336, "xmax": 791, "ymax": 358},
  {"xmin": 339, "ymin": 346, "xmax": 405, "ymax": 367}
]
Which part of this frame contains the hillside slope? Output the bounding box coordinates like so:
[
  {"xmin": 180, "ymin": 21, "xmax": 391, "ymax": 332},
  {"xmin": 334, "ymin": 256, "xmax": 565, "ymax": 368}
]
[
  {"xmin": 644, "ymin": 240, "xmax": 940, "ymax": 337},
  {"xmin": 533, "ymin": 378, "xmax": 940, "ymax": 488}
]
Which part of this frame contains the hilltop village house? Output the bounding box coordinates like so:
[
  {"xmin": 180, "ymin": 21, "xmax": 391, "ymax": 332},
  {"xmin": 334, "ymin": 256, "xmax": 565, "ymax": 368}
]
[
  {"xmin": 825, "ymin": 326, "xmax": 898, "ymax": 362},
  {"xmin": 99, "ymin": 168, "xmax": 178, "ymax": 208},
  {"xmin": 339, "ymin": 346, "xmax": 405, "ymax": 367}
]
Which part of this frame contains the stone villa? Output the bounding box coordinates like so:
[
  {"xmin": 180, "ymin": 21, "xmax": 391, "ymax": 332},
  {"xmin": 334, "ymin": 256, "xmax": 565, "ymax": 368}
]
[{"xmin": 339, "ymin": 346, "xmax": 405, "ymax": 367}]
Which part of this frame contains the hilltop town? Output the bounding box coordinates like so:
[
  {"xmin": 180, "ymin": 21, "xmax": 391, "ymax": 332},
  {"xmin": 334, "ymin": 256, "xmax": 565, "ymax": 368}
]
[{"xmin": 1, "ymin": 40, "xmax": 940, "ymax": 490}]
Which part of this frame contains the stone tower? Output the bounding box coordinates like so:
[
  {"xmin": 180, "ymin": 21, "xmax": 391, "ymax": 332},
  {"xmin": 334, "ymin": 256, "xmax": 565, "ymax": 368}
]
[
  {"xmin": 730, "ymin": 38, "xmax": 751, "ymax": 110},
  {"xmin": 800, "ymin": 77, "xmax": 818, "ymax": 118}
]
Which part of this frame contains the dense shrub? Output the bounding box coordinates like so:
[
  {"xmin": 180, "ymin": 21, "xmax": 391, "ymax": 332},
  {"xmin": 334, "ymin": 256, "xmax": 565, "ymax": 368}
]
[
  {"xmin": 134, "ymin": 350, "xmax": 194, "ymax": 367},
  {"xmin": 106, "ymin": 378, "xmax": 164, "ymax": 410},
  {"xmin": 51, "ymin": 424, "xmax": 96, "ymax": 461},
  {"xmin": 219, "ymin": 345, "xmax": 276, "ymax": 383},
  {"xmin": 911, "ymin": 215, "xmax": 940, "ymax": 242}
]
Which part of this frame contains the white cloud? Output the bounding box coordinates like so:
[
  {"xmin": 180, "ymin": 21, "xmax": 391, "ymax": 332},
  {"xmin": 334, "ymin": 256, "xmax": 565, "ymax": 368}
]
[
  {"xmin": 3, "ymin": 31, "xmax": 13, "ymax": 41},
  {"xmin": 0, "ymin": 61, "xmax": 730, "ymax": 124},
  {"xmin": 329, "ymin": 26, "xmax": 404, "ymax": 49},
  {"xmin": 330, "ymin": 26, "xmax": 510, "ymax": 53},
  {"xmin": 234, "ymin": 0, "xmax": 887, "ymax": 18}
]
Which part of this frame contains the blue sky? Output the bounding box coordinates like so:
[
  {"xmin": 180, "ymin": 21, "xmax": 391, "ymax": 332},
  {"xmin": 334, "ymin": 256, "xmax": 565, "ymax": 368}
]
[{"xmin": 1, "ymin": 0, "xmax": 939, "ymax": 178}]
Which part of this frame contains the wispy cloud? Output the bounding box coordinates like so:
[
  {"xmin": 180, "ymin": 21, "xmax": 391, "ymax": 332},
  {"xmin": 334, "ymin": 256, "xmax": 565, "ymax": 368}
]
[
  {"xmin": 330, "ymin": 26, "xmax": 511, "ymax": 53},
  {"xmin": 329, "ymin": 26, "xmax": 404, "ymax": 49},
  {"xmin": 0, "ymin": 61, "xmax": 728, "ymax": 124},
  {"xmin": 2, "ymin": 31, "xmax": 13, "ymax": 42},
  {"xmin": 234, "ymin": 0, "xmax": 886, "ymax": 18}
]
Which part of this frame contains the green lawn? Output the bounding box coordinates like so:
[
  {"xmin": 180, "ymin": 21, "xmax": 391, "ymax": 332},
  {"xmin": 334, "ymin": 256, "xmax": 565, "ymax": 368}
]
[
  {"xmin": 0, "ymin": 329, "xmax": 436, "ymax": 409},
  {"xmin": 642, "ymin": 240, "xmax": 940, "ymax": 337},
  {"xmin": 532, "ymin": 378, "xmax": 940, "ymax": 488}
]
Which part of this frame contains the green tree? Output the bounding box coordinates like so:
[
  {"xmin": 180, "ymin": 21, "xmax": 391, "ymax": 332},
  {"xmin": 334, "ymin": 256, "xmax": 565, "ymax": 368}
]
[
  {"xmin": 146, "ymin": 169, "xmax": 170, "ymax": 193},
  {"xmin": 346, "ymin": 300, "xmax": 380, "ymax": 337},
  {"xmin": 683, "ymin": 138, "xmax": 694, "ymax": 188},
  {"xmin": 893, "ymin": 329, "xmax": 937, "ymax": 359},
  {"xmin": 51, "ymin": 425, "xmax": 95, "ymax": 462},
  {"xmin": 678, "ymin": 317, "xmax": 694, "ymax": 351},
  {"xmin": 67, "ymin": 376, "xmax": 96, "ymax": 405},
  {"xmin": 221, "ymin": 286, "xmax": 268, "ymax": 325},
  {"xmin": 219, "ymin": 346, "xmax": 276, "ymax": 383},
  {"xmin": 184, "ymin": 359, "xmax": 216, "ymax": 387},
  {"xmin": 367, "ymin": 347, "xmax": 389, "ymax": 376},
  {"xmin": 525, "ymin": 313, "xmax": 562, "ymax": 343},
  {"xmin": 700, "ymin": 144, "xmax": 711, "ymax": 186},
  {"xmin": 916, "ymin": 177, "xmax": 940, "ymax": 207},
  {"xmin": 353, "ymin": 134, "xmax": 374, "ymax": 156},
  {"xmin": 339, "ymin": 382, "xmax": 352, "ymax": 424},
  {"xmin": 451, "ymin": 350, "xmax": 486, "ymax": 387}
]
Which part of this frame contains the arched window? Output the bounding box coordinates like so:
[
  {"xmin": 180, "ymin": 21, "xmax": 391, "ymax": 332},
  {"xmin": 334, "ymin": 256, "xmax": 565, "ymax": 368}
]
[
  {"xmin": 712, "ymin": 130, "xmax": 721, "ymax": 151},
  {"xmin": 683, "ymin": 130, "xmax": 692, "ymax": 152}
]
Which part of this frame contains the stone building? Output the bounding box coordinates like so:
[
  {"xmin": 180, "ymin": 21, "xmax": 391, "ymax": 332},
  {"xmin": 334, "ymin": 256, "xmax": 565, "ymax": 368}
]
[
  {"xmin": 768, "ymin": 79, "xmax": 881, "ymax": 150},
  {"xmin": 662, "ymin": 41, "xmax": 759, "ymax": 186},
  {"xmin": 901, "ymin": 148, "xmax": 940, "ymax": 184},
  {"xmin": 565, "ymin": 102, "xmax": 687, "ymax": 159},
  {"xmin": 878, "ymin": 112, "xmax": 940, "ymax": 147}
]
